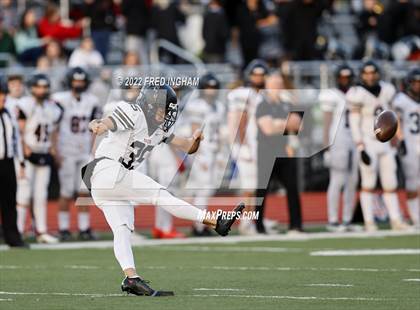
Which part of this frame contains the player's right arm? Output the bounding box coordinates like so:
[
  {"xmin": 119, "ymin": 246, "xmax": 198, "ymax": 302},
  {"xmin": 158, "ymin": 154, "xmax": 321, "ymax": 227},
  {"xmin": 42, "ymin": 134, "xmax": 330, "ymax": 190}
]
[
  {"xmin": 88, "ymin": 117, "xmax": 115, "ymax": 135},
  {"xmin": 90, "ymin": 101, "xmax": 136, "ymax": 135}
]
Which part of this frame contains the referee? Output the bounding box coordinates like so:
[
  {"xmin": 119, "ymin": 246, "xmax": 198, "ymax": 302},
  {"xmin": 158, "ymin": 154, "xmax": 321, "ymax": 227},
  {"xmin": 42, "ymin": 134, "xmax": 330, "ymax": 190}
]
[{"xmin": 0, "ymin": 78, "xmax": 26, "ymax": 247}]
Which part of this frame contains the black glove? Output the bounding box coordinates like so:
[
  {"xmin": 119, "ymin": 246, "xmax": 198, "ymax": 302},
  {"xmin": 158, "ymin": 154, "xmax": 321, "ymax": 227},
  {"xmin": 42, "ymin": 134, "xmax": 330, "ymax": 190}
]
[
  {"xmin": 398, "ymin": 140, "xmax": 407, "ymax": 156},
  {"xmin": 360, "ymin": 150, "xmax": 371, "ymax": 165}
]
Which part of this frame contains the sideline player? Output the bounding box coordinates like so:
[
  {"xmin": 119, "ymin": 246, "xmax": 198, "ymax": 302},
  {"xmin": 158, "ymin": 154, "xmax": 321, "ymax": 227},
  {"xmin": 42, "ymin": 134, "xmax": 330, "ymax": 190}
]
[
  {"xmin": 52, "ymin": 67, "xmax": 101, "ymax": 241},
  {"xmin": 320, "ymin": 64, "xmax": 359, "ymax": 232},
  {"xmin": 347, "ymin": 61, "xmax": 409, "ymax": 231},
  {"xmin": 393, "ymin": 68, "xmax": 420, "ymax": 227},
  {"xmin": 16, "ymin": 74, "xmax": 62, "ymax": 243},
  {"xmin": 185, "ymin": 73, "xmax": 225, "ymax": 236},
  {"xmin": 84, "ymin": 84, "xmax": 244, "ymax": 296},
  {"xmin": 227, "ymin": 59, "xmax": 267, "ymax": 234}
]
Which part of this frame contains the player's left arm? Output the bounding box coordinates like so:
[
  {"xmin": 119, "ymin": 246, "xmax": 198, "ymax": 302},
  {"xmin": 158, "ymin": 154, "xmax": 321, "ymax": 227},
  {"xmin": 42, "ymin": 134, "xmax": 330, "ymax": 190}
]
[{"xmin": 169, "ymin": 129, "xmax": 204, "ymax": 154}]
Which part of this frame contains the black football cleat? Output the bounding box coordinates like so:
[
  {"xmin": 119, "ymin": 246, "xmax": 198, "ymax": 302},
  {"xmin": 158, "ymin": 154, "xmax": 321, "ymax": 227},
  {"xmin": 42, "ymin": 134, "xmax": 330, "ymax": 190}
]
[
  {"xmin": 215, "ymin": 202, "xmax": 245, "ymax": 236},
  {"xmin": 191, "ymin": 226, "xmax": 213, "ymax": 237},
  {"xmin": 78, "ymin": 228, "xmax": 98, "ymax": 241},
  {"xmin": 59, "ymin": 230, "xmax": 72, "ymax": 241},
  {"xmin": 121, "ymin": 277, "xmax": 174, "ymax": 297}
]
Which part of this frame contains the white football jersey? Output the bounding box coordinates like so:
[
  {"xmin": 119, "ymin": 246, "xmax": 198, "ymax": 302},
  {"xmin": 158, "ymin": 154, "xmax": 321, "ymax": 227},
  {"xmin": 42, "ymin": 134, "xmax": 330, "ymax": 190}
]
[
  {"xmin": 227, "ymin": 87, "xmax": 262, "ymax": 160},
  {"xmin": 18, "ymin": 96, "xmax": 63, "ymax": 153},
  {"xmin": 5, "ymin": 96, "xmax": 23, "ymax": 118},
  {"xmin": 185, "ymin": 95, "xmax": 225, "ymax": 153},
  {"xmin": 346, "ymin": 81, "xmax": 396, "ymax": 141},
  {"xmin": 95, "ymin": 101, "xmax": 174, "ymax": 170},
  {"xmin": 319, "ymin": 88, "xmax": 353, "ymax": 148},
  {"xmin": 393, "ymin": 92, "xmax": 420, "ymax": 155},
  {"xmin": 52, "ymin": 91, "xmax": 101, "ymax": 156}
]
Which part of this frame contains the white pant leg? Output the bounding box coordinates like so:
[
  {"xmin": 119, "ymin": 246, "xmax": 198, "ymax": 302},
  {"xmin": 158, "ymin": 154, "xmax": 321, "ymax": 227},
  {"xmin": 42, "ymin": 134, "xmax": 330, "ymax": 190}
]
[
  {"xmin": 91, "ymin": 159, "xmax": 205, "ymax": 223},
  {"xmin": 32, "ymin": 165, "xmax": 51, "ymax": 234},
  {"xmin": 379, "ymin": 152, "xmax": 398, "ymax": 191},
  {"xmin": 16, "ymin": 160, "xmax": 34, "ymax": 206},
  {"xmin": 59, "ymin": 156, "xmax": 77, "ymax": 198},
  {"xmin": 342, "ymin": 150, "xmax": 359, "ymax": 223}
]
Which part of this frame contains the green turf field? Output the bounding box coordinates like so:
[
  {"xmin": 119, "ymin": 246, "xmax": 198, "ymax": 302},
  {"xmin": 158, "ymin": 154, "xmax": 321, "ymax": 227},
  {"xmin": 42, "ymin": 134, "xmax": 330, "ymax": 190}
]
[{"xmin": 0, "ymin": 234, "xmax": 419, "ymax": 310}]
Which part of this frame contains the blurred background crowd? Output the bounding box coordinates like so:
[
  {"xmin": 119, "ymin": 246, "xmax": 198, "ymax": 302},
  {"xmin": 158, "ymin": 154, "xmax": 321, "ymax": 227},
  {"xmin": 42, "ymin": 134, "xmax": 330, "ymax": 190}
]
[
  {"xmin": 0, "ymin": 0, "xmax": 419, "ymax": 69},
  {"xmin": 0, "ymin": 0, "xmax": 419, "ymax": 245}
]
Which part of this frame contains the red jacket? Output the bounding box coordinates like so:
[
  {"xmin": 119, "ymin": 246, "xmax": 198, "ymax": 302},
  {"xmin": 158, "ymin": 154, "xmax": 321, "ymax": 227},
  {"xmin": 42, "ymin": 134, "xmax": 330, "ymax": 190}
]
[{"xmin": 38, "ymin": 18, "xmax": 82, "ymax": 41}]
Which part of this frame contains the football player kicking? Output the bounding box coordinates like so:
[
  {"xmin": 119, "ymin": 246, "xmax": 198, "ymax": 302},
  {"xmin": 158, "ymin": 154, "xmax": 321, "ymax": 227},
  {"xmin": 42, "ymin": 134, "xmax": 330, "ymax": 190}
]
[
  {"xmin": 347, "ymin": 61, "xmax": 410, "ymax": 231},
  {"xmin": 84, "ymin": 84, "xmax": 244, "ymax": 296},
  {"xmin": 393, "ymin": 68, "xmax": 420, "ymax": 227}
]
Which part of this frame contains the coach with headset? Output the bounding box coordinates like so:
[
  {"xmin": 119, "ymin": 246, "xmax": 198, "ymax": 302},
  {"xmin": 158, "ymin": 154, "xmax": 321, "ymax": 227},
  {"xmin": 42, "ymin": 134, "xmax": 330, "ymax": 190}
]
[{"xmin": 0, "ymin": 78, "xmax": 26, "ymax": 247}]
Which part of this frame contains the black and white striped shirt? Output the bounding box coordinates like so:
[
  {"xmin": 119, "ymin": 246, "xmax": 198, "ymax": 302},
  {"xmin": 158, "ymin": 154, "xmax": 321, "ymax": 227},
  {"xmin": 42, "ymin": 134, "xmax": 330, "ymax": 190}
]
[{"xmin": 0, "ymin": 107, "xmax": 23, "ymax": 161}]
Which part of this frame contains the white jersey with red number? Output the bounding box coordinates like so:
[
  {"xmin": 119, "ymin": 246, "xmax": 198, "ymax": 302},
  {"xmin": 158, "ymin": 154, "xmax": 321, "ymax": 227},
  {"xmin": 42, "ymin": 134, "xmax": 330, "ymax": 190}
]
[
  {"xmin": 393, "ymin": 92, "xmax": 420, "ymax": 155},
  {"xmin": 346, "ymin": 81, "xmax": 396, "ymax": 145},
  {"xmin": 319, "ymin": 88, "xmax": 353, "ymax": 148},
  {"xmin": 95, "ymin": 100, "xmax": 174, "ymax": 170},
  {"xmin": 18, "ymin": 96, "xmax": 63, "ymax": 154},
  {"xmin": 52, "ymin": 91, "xmax": 101, "ymax": 156},
  {"xmin": 227, "ymin": 87, "xmax": 262, "ymax": 161}
]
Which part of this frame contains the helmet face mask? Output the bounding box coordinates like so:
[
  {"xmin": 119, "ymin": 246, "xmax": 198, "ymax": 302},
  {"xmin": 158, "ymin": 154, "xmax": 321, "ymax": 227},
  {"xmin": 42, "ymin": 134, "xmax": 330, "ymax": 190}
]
[{"xmin": 136, "ymin": 84, "xmax": 178, "ymax": 133}]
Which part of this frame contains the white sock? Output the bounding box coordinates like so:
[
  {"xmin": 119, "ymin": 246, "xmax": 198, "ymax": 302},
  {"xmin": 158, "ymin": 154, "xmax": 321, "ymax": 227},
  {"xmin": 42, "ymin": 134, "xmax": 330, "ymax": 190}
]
[
  {"xmin": 193, "ymin": 195, "xmax": 209, "ymax": 232},
  {"xmin": 327, "ymin": 171, "xmax": 345, "ymax": 224},
  {"xmin": 155, "ymin": 207, "xmax": 173, "ymax": 233},
  {"xmin": 58, "ymin": 211, "xmax": 70, "ymax": 231},
  {"xmin": 78, "ymin": 212, "xmax": 90, "ymax": 231},
  {"xmin": 383, "ymin": 192, "xmax": 402, "ymax": 222},
  {"xmin": 155, "ymin": 189, "xmax": 205, "ymax": 223},
  {"xmin": 360, "ymin": 191, "xmax": 374, "ymax": 224},
  {"xmin": 113, "ymin": 225, "xmax": 135, "ymax": 270},
  {"xmin": 16, "ymin": 206, "xmax": 27, "ymax": 234},
  {"xmin": 407, "ymin": 197, "xmax": 419, "ymax": 225}
]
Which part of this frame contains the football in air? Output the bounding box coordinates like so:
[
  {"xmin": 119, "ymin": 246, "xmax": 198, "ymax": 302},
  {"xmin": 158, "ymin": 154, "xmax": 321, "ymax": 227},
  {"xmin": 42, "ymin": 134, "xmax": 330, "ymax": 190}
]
[{"xmin": 374, "ymin": 110, "xmax": 398, "ymax": 142}]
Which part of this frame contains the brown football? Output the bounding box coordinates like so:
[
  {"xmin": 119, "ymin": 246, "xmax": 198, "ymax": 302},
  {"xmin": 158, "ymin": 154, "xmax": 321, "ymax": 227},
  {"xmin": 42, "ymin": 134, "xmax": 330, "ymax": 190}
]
[{"xmin": 374, "ymin": 110, "xmax": 398, "ymax": 142}]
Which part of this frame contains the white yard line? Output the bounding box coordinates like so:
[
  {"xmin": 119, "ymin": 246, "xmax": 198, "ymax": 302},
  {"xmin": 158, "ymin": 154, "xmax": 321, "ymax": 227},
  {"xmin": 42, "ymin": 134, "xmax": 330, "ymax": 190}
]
[
  {"xmin": 1, "ymin": 230, "xmax": 417, "ymax": 251},
  {"xmin": 1, "ymin": 264, "xmax": 418, "ymax": 273},
  {"xmin": 190, "ymin": 293, "xmax": 392, "ymax": 301},
  {"xmin": 305, "ymin": 284, "xmax": 353, "ymax": 287},
  {"xmin": 0, "ymin": 291, "xmax": 392, "ymax": 302},
  {"xmin": 402, "ymin": 279, "xmax": 420, "ymax": 282},
  {"xmin": 0, "ymin": 291, "xmax": 121, "ymax": 298},
  {"xmin": 310, "ymin": 249, "xmax": 420, "ymax": 256},
  {"xmin": 0, "ymin": 299, "xmax": 13, "ymax": 301},
  {"xmin": 194, "ymin": 288, "xmax": 246, "ymax": 291}
]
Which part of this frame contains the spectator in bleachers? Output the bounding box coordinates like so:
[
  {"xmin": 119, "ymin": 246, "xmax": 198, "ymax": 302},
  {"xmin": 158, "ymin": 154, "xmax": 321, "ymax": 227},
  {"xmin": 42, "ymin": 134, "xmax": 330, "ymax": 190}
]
[
  {"xmin": 0, "ymin": 14, "xmax": 15, "ymax": 67},
  {"xmin": 14, "ymin": 9, "xmax": 51, "ymax": 65},
  {"xmin": 44, "ymin": 40, "xmax": 67, "ymax": 68},
  {"xmin": 282, "ymin": 0, "xmax": 327, "ymax": 60},
  {"xmin": 38, "ymin": 2, "xmax": 84, "ymax": 43},
  {"xmin": 82, "ymin": 0, "xmax": 117, "ymax": 61},
  {"xmin": 122, "ymin": 0, "xmax": 151, "ymax": 65},
  {"xmin": 151, "ymin": 0, "xmax": 186, "ymax": 64},
  {"xmin": 233, "ymin": 0, "xmax": 274, "ymax": 68},
  {"xmin": 0, "ymin": 0, "xmax": 18, "ymax": 33},
  {"xmin": 202, "ymin": 0, "xmax": 229, "ymax": 63},
  {"xmin": 36, "ymin": 55, "xmax": 51, "ymax": 71},
  {"xmin": 68, "ymin": 36, "xmax": 104, "ymax": 68},
  {"xmin": 379, "ymin": 0, "xmax": 420, "ymax": 45},
  {"xmin": 353, "ymin": 0, "xmax": 383, "ymax": 59}
]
